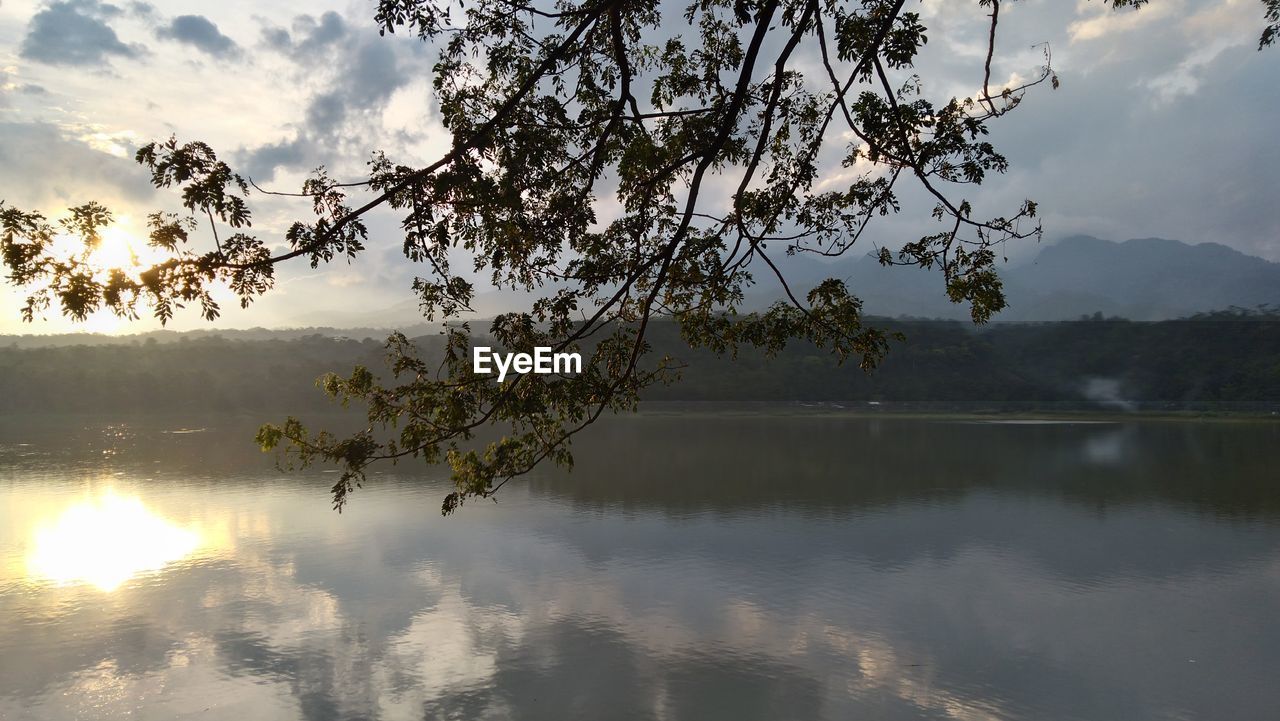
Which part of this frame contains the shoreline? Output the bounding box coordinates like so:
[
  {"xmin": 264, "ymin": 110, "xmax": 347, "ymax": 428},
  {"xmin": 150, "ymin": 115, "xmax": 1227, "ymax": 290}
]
[
  {"xmin": 632, "ymin": 401, "xmax": 1280, "ymax": 423},
  {"xmin": 2, "ymin": 403, "xmax": 1278, "ymax": 429}
]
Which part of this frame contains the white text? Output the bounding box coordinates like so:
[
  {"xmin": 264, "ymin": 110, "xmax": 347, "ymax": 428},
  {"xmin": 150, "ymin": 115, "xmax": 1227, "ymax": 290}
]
[{"xmin": 473, "ymin": 346, "xmax": 583, "ymax": 382}]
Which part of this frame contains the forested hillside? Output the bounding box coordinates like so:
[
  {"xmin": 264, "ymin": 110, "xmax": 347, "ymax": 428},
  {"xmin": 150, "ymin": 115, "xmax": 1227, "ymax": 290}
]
[{"xmin": 2, "ymin": 312, "xmax": 1277, "ymax": 414}]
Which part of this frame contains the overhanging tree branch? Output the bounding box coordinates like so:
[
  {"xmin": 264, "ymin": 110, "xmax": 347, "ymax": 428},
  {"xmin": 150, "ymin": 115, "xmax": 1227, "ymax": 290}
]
[{"xmin": 4, "ymin": 0, "xmax": 1276, "ymax": 512}]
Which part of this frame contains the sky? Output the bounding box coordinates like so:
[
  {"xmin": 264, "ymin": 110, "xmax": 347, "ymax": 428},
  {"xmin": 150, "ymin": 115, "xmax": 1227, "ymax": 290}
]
[{"xmin": 0, "ymin": 0, "xmax": 1277, "ymax": 334}]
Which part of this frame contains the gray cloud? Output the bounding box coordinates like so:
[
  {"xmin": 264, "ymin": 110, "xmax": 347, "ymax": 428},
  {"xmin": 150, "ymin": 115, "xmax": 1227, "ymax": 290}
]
[
  {"xmin": 127, "ymin": 1, "xmax": 156, "ymax": 19},
  {"xmin": 156, "ymin": 15, "xmax": 241, "ymax": 60},
  {"xmin": 259, "ymin": 26, "xmax": 291, "ymax": 51},
  {"xmin": 290, "ymin": 11, "xmax": 349, "ymax": 57},
  {"xmin": 258, "ymin": 10, "xmax": 347, "ymax": 57},
  {"xmin": 241, "ymin": 137, "xmax": 309, "ymax": 183},
  {"xmin": 925, "ymin": 16, "xmax": 1280, "ymax": 260},
  {"xmin": 241, "ymin": 12, "xmax": 414, "ymax": 183},
  {"xmin": 304, "ymin": 92, "xmax": 347, "ymax": 136},
  {"xmin": 20, "ymin": 0, "xmax": 146, "ymax": 67},
  {"xmin": 342, "ymin": 41, "xmax": 405, "ymax": 109},
  {"xmin": 0, "ymin": 121, "xmax": 156, "ymax": 208},
  {"xmin": 788, "ymin": 1, "xmax": 1280, "ymax": 262},
  {"xmin": 0, "ymin": 84, "xmax": 46, "ymax": 110}
]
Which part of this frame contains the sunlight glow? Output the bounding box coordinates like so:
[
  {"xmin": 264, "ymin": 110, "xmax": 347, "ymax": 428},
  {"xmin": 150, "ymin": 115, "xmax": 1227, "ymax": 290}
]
[
  {"xmin": 26, "ymin": 491, "xmax": 202, "ymax": 592},
  {"xmin": 82, "ymin": 311, "xmax": 125, "ymax": 335},
  {"xmin": 31, "ymin": 220, "xmax": 170, "ymax": 334},
  {"xmin": 90, "ymin": 226, "xmax": 139, "ymax": 271},
  {"xmin": 48, "ymin": 218, "xmax": 160, "ymax": 276}
]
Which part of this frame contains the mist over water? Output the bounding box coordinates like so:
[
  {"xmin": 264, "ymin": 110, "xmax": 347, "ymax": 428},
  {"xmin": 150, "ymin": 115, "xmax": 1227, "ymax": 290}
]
[{"xmin": 2, "ymin": 414, "xmax": 1278, "ymax": 720}]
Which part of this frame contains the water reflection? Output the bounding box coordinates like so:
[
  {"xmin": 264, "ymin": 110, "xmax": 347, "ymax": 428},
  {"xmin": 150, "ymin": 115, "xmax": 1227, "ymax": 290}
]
[
  {"xmin": 0, "ymin": 415, "xmax": 1277, "ymax": 720},
  {"xmin": 27, "ymin": 490, "xmax": 202, "ymax": 591}
]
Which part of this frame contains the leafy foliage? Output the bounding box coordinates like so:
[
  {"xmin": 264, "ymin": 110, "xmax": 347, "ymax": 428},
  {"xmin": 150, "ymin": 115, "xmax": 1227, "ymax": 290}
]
[
  {"xmin": 3, "ymin": 0, "xmax": 1277, "ymax": 512},
  {"xmin": 1263, "ymin": 0, "xmax": 1280, "ymax": 48}
]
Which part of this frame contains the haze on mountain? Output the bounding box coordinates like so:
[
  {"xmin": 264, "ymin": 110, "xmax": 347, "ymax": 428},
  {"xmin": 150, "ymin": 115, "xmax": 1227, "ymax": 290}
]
[{"xmin": 283, "ymin": 235, "xmax": 1280, "ymax": 328}]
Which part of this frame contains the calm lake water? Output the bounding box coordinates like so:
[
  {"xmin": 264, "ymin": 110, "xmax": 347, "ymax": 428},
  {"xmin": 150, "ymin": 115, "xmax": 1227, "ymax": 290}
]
[{"xmin": 1, "ymin": 413, "xmax": 1278, "ymax": 720}]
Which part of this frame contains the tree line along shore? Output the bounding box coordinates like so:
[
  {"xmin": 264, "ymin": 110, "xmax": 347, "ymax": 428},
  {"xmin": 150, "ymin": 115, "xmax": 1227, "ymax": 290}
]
[{"xmin": 2, "ymin": 312, "xmax": 1277, "ymax": 414}]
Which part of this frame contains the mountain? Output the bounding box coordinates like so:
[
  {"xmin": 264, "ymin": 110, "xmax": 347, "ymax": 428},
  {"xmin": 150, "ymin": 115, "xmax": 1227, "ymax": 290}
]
[
  {"xmin": 285, "ymin": 234, "xmax": 1277, "ymax": 328},
  {"xmin": 752, "ymin": 235, "xmax": 1280, "ymax": 321},
  {"xmin": 1004, "ymin": 236, "xmax": 1280, "ymax": 320},
  {"xmin": 6, "ymin": 236, "xmax": 1271, "ymax": 351},
  {"xmin": 277, "ymin": 234, "xmax": 1278, "ymax": 327}
]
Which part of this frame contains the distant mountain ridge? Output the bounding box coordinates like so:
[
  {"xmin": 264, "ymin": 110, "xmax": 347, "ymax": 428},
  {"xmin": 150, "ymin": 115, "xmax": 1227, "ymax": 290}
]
[
  {"xmin": 290, "ymin": 234, "xmax": 1277, "ymax": 326},
  {"xmin": 750, "ymin": 234, "xmax": 1280, "ymax": 321},
  {"xmin": 1005, "ymin": 235, "xmax": 1280, "ymax": 320},
  {"xmin": 3, "ymin": 236, "xmax": 1275, "ymax": 345}
]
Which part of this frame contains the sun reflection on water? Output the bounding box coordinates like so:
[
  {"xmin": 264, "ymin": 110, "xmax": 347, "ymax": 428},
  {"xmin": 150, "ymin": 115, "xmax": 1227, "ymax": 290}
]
[{"xmin": 26, "ymin": 490, "xmax": 202, "ymax": 591}]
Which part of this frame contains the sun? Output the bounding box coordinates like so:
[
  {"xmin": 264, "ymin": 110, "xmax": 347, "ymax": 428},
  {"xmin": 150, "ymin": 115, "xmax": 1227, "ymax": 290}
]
[
  {"xmin": 48, "ymin": 217, "xmax": 155, "ymax": 275},
  {"xmin": 90, "ymin": 225, "xmax": 141, "ymax": 271},
  {"xmin": 31, "ymin": 218, "xmax": 184, "ymax": 332}
]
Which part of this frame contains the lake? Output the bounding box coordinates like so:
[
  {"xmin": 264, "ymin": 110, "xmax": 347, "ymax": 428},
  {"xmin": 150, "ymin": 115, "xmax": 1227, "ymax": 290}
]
[{"xmin": 1, "ymin": 412, "xmax": 1278, "ymax": 720}]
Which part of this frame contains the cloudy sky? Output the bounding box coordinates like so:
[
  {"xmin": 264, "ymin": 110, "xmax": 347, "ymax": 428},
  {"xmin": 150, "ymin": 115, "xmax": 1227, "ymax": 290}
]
[{"xmin": 0, "ymin": 0, "xmax": 1276, "ymax": 334}]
